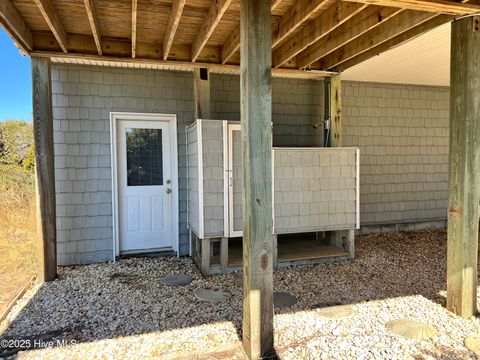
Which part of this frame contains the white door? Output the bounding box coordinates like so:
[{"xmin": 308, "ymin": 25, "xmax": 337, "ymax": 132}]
[
  {"xmin": 228, "ymin": 123, "xmax": 243, "ymax": 237},
  {"xmin": 117, "ymin": 120, "xmax": 174, "ymax": 252}
]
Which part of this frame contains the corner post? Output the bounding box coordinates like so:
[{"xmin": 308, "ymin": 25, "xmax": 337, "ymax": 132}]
[
  {"xmin": 240, "ymin": 0, "xmax": 274, "ymax": 358},
  {"xmin": 447, "ymin": 17, "xmax": 480, "ymax": 318},
  {"xmin": 32, "ymin": 57, "xmax": 57, "ymax": 282}
]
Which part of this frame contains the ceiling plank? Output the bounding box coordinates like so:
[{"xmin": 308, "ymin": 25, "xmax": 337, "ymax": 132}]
[
  {"xmin": 273, "ymin": 1, "xmax": 366, "ymax": 68},
  {"xmin": 192, "ymin": 0, "xmax": 233, "ymax": 62},
  {"xmin": 336, "ymin": 14, "xmax": 452, "ymax": 71},
  {"xmin": 342, "ymin": 0, "xmax": 480, "ymax": 15},
  {"xmin": 297, "ymin": 6, "xmax": 403, "ymax": 69},
  {"xmin": 272, "ymin": 0, "xmax": 332, "ymax": 49},
  {"xmin": 271, "ymin": 0, "xmax": 283, "ymax": 11},
  {"xmin": 0, "ymin": 0, "xmax": 33, "ymax": 52},
  {"xmin": 33, "ymin": 0, "xmax": 68, "ymax": 53},
  {"xmin": 131, "ymin": 0, "xmax": 137, "ymax": 58},
  {"xmin": 319, "ymin": 10, "xmax": 438, "ymax": 70},
  {"xmin": 84, "ymin": 0, "xmax": 102, "ymax": 55},
  {"xmin": 163, "ymin": 0, "xmax": 186, "ymax": 60}
]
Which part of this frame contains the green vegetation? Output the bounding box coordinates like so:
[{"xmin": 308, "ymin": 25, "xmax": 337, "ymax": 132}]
[{"xmin": 0, "ymin": 120, "xmax": 37, "ymax": 318}]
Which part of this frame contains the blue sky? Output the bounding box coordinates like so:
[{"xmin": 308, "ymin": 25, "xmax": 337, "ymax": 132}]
[{"xmin": 0, "ymin": 28, "xmax": 32, "ymax": 122}]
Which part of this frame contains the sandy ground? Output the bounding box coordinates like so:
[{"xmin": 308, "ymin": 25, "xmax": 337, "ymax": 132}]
[{"xmin": 1, "ymin": 229, "xmax": 480, "ymax": 359}]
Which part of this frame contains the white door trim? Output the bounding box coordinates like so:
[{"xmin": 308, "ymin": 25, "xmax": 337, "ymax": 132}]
[
  {"xmin": 228, "ymin": 123, "xmax": 242, "ymax": 237},
  {"xmin": 110, "ymin": 112, "xmax": 179, "ymax": 259}
]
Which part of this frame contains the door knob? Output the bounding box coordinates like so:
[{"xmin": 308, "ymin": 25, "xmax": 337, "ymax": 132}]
[{"xmin": 166, "ymin": 188, "xmax": 172, "ymax": 194}]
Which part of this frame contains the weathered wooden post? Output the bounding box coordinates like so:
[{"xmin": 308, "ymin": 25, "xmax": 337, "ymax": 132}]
[
  {"xmin": 240, "ymin": 0, "xmax": 274, "ymax": 358},
  {"xmin": 446, "ymin": 17, "xmax": 480, "ymax": 318},
  {"xmin": 31, "ymin": 56, "xmax": 57, "ymax": 282},
  {"xmin": 193, "ymin": 68, "xmax": 211, "ymax": 119}
]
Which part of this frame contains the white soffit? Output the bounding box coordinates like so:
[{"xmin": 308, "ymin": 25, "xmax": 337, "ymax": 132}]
[{"xmin": 342, "ymin": 22, "xmax": 451, "ymax": 87}]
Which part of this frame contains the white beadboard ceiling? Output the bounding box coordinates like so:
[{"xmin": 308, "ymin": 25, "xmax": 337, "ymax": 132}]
[{"xmin": 342, "ymin": 22, "xmax": 451, "ymax": 87}]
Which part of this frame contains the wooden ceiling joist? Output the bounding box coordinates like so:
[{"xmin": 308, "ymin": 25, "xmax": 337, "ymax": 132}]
[
  {"xmin": 192, "ymin": 0, "xmax": 233, "ymax": 62},
  {"xmin": 33, "ymin": 0, "xmax": 68, "ymax": 53},
  {"xmin": 0, "ymin": 0, "xmax": 33, "ymax": 52},
  {"xmin": 343, "ymin": 0, "xmax": 480, "ymax": 15},
  {"xmin": 131, "ymin": 0, "xmax": 137, "ymax": 58},
  {"xmin": 163, "ymin": 0, "xmax": 186, "ymax": 60},
  {"xmin": 335, "ymin": 14, "xmax": 452, "ymax": 71},
  {"xmin": 271, "ymin": 0, "xmax": 283, "ymax": 12},
  {"xmin": 272, "ymin": 0, "xmax": 332, "ymax": 48},
  {"xmin": 320, "ymin": 9, "xmax": 438, "ymax": 70},
  {"xmin": 297, "ymin": 5, "xmax": 403, "ymax": 69},
  {"xmin": 84, "ymin": 0, "xmax": 102, "ymax": 56},
  {"xmin": 273, "ymin": 1, "xmax": 366, "ymax": 68}
]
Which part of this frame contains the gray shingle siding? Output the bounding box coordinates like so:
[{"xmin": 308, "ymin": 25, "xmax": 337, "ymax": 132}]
[{"xmin": 342, "ymin": 81, "xmax": 449, "ymax": 226}]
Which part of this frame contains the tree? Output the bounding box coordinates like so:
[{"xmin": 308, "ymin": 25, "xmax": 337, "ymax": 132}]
[{"xmin": 0, "ymin": 120, "xmax": 34, "ymax": 171}]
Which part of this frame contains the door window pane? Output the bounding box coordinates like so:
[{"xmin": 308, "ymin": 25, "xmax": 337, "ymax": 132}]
[{"xmin": 126, "ymin": 128, "xmax": 163, "ymax": 186}]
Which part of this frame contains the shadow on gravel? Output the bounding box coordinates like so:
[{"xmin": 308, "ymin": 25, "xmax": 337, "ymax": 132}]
[{"xmin": 0, "ymin": 228, "xmax": 467, "ymax": 357}]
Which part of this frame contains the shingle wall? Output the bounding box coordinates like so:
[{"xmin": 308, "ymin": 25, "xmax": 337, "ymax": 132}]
[
  {"xmin": 52, "ymin": 64, "xmax": 194, "ymax": 265},
  {"xmin": 342, "ymin": 81, "xmax": 449, "ymax": 226}
]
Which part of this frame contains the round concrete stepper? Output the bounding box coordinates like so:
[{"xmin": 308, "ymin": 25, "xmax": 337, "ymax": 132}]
[
  {"xmin": 194, "ymin": 289, "xmax": 231, "ymax": 303},
  {"xmin": 386, "ymin": 319, "xmax": 438, "ymax": 340},
  {"xmin": 274, "ymin": 292, "xmax": 297, "ymax": 309},
  {"xmin": 159, "ymin": 273, "xmax": 193, "ymax": 286},
  {"xmin": 317, "ymin": 305, "xmax": 354, "ymax": 320},
  {"xmin": 465, "ymin": 334, "xmax": 480, "ymax": 353}
]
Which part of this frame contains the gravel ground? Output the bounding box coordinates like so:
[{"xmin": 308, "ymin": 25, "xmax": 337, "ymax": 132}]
[{"xmin": 1, "ymin": 229, "xmax": 480, "ymax": 359}]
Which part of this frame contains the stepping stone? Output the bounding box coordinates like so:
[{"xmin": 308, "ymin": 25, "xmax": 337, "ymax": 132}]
[
  {"xmin": 386, "ymin": 319, "xmax": 438, "ymax": 340},
  {"xmin": 465, "ymin": 334, "xmax": 480, "ymax": 353},
  {"xmin": 159, "ymin": 273, "xmax": 193, "ymax": 286},
  {"xmin": 194, "ymin": 289, "xmax": 231, "ymax": 303},
  {"xmin": 317, "ymin": 305, "xmax": 354, "ymax": 320},
  {"xmin": 274, "ymin": 292, "xmax": 297, "ymax": 309}
]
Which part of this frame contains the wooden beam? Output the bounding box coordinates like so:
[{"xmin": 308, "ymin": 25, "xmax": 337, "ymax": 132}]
[
  {"xmin": 0, "ymin": 0, "xmax": 33, "ymax": 52},
  {"xmin": 84, "ymin": 0, "xmax": 102, "ymax": 55},
  {"xmin": 241, "ymin": 0, "xmax": 274, "ymax": 358},
  {"xmin": 319, "ymin": 10, "xmax": 437, "ymax": 70},
  {"xmin": 328, "ymin": 74, "xmax": 342, "ymax": 147},
  {"xmin": 273, "ymin": 1, "xmax": 366, "ymax": 68},
  {"xmin": 163, "ymin": 0, "xmax": 186, "ymax": 60},
  {"xmin": 335, "ymin": 14, "xmax": 452, "ymax": 71},
  {"xmin": 272, "ymin": 0, "xmax": 331, "ymax": 49},
  {"xmin": 194, "ymin": 68, "xmax": 211, "ymax": 119},
  {"xmin": 271, "ymin": 0, "xmax": 283, "ymax": 11},
  {"xmin": 31, "ymin": 57, "xmax": 57, "ymax": 283},
  {"xmin": 192, "ymin": 0, "xmax": 233, "ymax": 62},
  {"xmin": 297, "ymin": 6, "xmax": 403, "ymax": 69},
  {"xmin": 33, "ymin": 0, "xmax": 68, "ymax": 53},
  {"xmin": 446, "ymin": 16, "xmax": 480, "ymax": 319},
  {"xmin": 131, "ymin": 0, "xmax": 137, "ymax": 58},
  {"xmin": 343, "ymin": 0, "xmax": 480, "ymax": 15}
]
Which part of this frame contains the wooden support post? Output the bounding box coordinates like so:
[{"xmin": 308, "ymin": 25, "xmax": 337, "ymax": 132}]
[
  {"xmin": 32, "ymin": 57, "xmax": 57, "ymax": 283},
  {"xmin": 193, "ymin": 68, "xmax": 211, "ymax": 120},
  {"xmin": 201, "ymin": 238, "xmax": 210, "ymax": 275},
  {"xmin": 220, "ymin": 237, "xmax": 229, "ymax": 270},
  {"xmin": 446, "ymin": 17, "xmax": 480, "ymax": 318},
  {"xmin": 241, "ymin": 0, "xmax": 274, "ymax": 358}
]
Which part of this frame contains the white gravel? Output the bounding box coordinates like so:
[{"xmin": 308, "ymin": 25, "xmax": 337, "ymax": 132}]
[{"xmin": 1, "ymin": 229, "xmax": 480, "ymax": 359}]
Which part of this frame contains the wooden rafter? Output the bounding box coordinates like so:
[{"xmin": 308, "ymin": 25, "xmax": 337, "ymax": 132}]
[
  {"xmin": 222, "ymin": 0, "xmax": 332, "ymax": 65},
  {"xmin": 319, "ymin": 10, "xmax": 437, "ymax": 70},
  {"xmin": 163, "ymin": 0, "xmax": 186, "ymax": 60},
  {"xmin": 297, "ymin": 6, "xmax": 403, "ymax": 69},
  {"xmin": 33, "ymin": 0, "xmax": 68, "ymax": 53},
  {"xmin": 84, "ymin": 0, "xmax": 102, "ymax": 56},
  {"xmin": 192, "ymin": 0, "xmax": 233, "ymax": 62},
  {"xmin": 343, "ymin": 0, "xmax": 480, "ymax": 15},
  {"xmin": 131, "ymin": 0, "xmax": 137, "ymax": 58},
  {"xmin": 335, "ymin": 14, "xmax": 452, "ymax": 71},
  {"xmin": 0, "ymin": 0, "xmax": 33, "ymax": 52},
  {"xmin": 273, "ymin": 1, "xmax": 366, "ymax": 68},
  {"xmin": 271, "ymin": 0, "xmax": 283, "ymax": 11},
  {"xmin": 272, "ymin": 0, "xmax": 331, "ymax": 48}
]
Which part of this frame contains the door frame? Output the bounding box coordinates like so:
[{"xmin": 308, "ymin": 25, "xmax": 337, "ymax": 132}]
[
  {"xmin": 110, "ymin": 112, "xmax": 179, "ymax": 258},
  {"xmin": 227, "ymin": 123, "xmax": 243, "ymax": 237}
]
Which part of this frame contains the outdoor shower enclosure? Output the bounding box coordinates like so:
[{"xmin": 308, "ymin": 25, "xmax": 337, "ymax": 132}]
[{"xmin": 186, "ymin": 119, "xmax": 360, "ymax": 274}]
